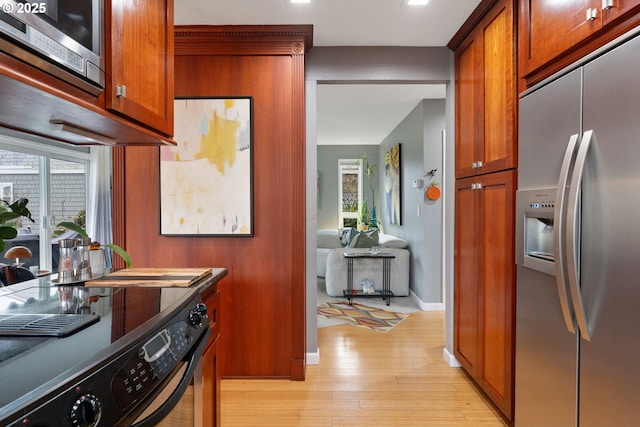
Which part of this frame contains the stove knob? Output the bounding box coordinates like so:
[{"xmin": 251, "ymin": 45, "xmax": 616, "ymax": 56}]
[
  {"xmin": 189, "ymin": 302, "xmax": 208, "ymax": 328},
  {"xmin": 70, "ymin": 394, "xmax": 102, "ymax": 427},
  {"xmin": 189, "ymin": 309, "xmax": 203, "ymax": 328},
  {"xmin": 196, "ymin": 302, "xmax": 208, "ymax": 317}
]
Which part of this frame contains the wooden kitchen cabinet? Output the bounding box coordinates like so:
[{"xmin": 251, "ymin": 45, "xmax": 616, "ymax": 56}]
[
  {"xmin": 451, "ymin": 1, "xmax": 516, "ymax": 419},
  {"xmin": 0, "ymin": 0, "xmax": 175, "ymax": 146},
  {"xmin": 454, "ymin": 0, "xmax": 515, "ymax": 179},
  {"xmin": 519, "ymin": 0, "xmax": 640, "ymax": 88},
  {"xmin": 106, "ymin": 0, "xmax": 174, "ymax": 136},
  {"xmin": 201, "ymin": 336, "xmax": 220, "ymax": 427},
  {"xmin": 454, "ymin": 169, "xmax": 516, "ymax": 420},
  {"xmin": 201, "ymin": 287, "xmax": 221, "ymax": 427}
]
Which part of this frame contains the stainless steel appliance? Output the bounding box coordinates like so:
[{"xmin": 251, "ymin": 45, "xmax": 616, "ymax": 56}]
[
  {"xmin": 515, "ymin": 28, "xmax": 640, "ymax": 426},
  {"xmin": 0, "ymin": 279, "xmax": 210, "ymax": 426},
  {"xmin": 0, "ymin": 0, "xmax": 104, "ymax": 94}
]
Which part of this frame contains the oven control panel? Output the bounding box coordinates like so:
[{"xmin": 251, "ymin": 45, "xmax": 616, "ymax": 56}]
[{"xmin": 111, "ymin": 320, "xmax": 193, "ymax": 409}]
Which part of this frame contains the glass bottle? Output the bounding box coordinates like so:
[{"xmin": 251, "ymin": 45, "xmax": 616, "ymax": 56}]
[
  {"xmin": 76, "ymin": 237, "xmax": 93, "ymax": 281},
  {"xmin": 58, "ymin": 239, "xmax": 76, "ymax": 283}
]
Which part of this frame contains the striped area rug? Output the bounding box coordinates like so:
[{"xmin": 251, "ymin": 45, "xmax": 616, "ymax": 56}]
[{"xmin": 317, "ymin": 301, "xmax": 409, "ymax": 333}]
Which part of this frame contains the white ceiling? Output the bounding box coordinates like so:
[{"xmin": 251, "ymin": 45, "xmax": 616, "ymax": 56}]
[
  {"xmin": 316, "ymin": 84, "xmax": 446, "ymax": 145},
  {"xmin": 174, "ymin": 0, "xmax": 481, "ymax": 145}
]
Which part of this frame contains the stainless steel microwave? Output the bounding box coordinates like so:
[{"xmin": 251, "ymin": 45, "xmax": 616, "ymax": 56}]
[{"xmin": 0, "ymin": 0, "xmax": 104, "ymax": 95}]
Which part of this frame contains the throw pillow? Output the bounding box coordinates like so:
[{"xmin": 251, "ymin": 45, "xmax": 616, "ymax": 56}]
[
  {"xmin": 339, "ymin": 227, "xmax": 354, "ymax": 247},
  {"xmin": 348, "ymin": 229, "xmax": 379, "ymax": 248}
]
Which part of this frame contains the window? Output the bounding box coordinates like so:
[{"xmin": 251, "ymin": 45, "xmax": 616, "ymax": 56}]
[
  {"xmin": 338, "ymin": 159, "xmax": 362, "ymax": 228},
  {"xmin": 0, "ymin": 183, "xmax": 13, "ymax": 202},
  {"xmin": 0, "ymin": 135, "xmax": 90, "ymax": 272}
]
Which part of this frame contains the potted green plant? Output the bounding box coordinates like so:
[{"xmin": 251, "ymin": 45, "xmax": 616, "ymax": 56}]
[
  {"xmin": 361, "ymin": 154, "xmax": 380, "ymax": 230},
  {"xmin": 358, "ymin": 202, "xmax": 370, "ymax": 231},
  {"xmin": 0, "ymin": 198, "xmax": 33, "ymax": 253}
]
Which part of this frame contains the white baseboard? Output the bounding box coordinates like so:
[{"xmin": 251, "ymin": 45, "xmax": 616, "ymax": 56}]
[
  {"xmin": 306, "ymin": 347, "xmax": 320, "ymax": 365},
  {"xmin": 410, "ymin": 290, "xmax": 445, "ymax": 311},
  {"xmin": 442, "ymin": 347, "xmax": 461, "ymax": 367}
]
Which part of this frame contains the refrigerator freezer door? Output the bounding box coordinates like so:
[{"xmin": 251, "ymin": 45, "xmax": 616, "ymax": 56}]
[
  {"xmin": 579, "ymin": 32, "xmax": 640, "ymax": 427},
  {"xmin": 515, "ymin": 266, "xmax": 578, "ymax": 427},
  {"xmin": 516, "ymin": 64, "xmax": 582, "ymax": 427},
  {"xmin": 517, "ymin": 68, "xmax": 581, "ymax": 190}
]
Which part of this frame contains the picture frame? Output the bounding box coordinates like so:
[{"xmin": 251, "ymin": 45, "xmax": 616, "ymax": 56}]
[
  {"xmin": 385, "ymin": 143, "xmax": 402, "ymax": 225},
  {"xmin": 159, "ymin": 97, "xmax": 254, "ymax": 236}
]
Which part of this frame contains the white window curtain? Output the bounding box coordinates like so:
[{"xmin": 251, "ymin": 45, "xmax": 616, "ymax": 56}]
[{"xmin": 86, "ymin": 147, "xmax": 113, "ymax": 268}]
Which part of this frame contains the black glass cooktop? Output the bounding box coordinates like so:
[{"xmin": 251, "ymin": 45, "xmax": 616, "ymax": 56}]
[{"xmin": 0, "ymin": 276, "xmax": 198, "ymax": 412}]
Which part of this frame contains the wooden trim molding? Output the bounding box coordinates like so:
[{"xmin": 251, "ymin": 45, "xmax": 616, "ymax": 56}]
[
  {"xmin": 290, "ymin": 49, "xmax": 306, "ymax": 381},
  {"xmin": 447, "ymin": 0, "xmax": 499, "ymax": 50},
  {"xmin": 175, "ymin": 25, "xmax": 313, "ymax": 56}
]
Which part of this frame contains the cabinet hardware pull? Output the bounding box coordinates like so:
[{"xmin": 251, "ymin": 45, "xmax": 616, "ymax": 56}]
[
  {"xmin": 602, "ymin": 0, "xmax": 614, "ymax": 10},
  {"xmin": 476, "ymin": 160, "xmax": 483, "ymax": 168},
  {"xmin": 50, "ymin": 121, "xmax": 117, "ymax": 146},
  {"xmin": 586, "ymin": 8, "xmax": 598, "ymax": 20},
  {"xmin": 116, "ymin": 85, "xmax": 127, "ymax": 97},
  {"xmin": 472, "ymin": 161, "xmax": 477, "ymax": 169}
]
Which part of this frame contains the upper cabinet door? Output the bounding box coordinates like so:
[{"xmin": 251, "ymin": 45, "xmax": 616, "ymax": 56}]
[
  {"xmin": 106, "ymin": 0, "xmax": 174, "ymax": 136},
  {"xmin": 602, "ymin": 0, "xmax": 640, "ymax": 24},
  {"xmin": 455, "ymin": 36, "xmax": 480, "ymax": 178},
  {"xmin": 455, "ymin": 0, "xmax": 515, "ymax": 179},
  {"xmin": 519, "ymin": 0, "xmax": 640, "ymax": 89},
  {"xmin": 521, "ymin": 0, "xmax": 599, "ymax": 76},
  {"xmin": 480, "ymin": 2, "xmax": 515, "ymax": 176}
]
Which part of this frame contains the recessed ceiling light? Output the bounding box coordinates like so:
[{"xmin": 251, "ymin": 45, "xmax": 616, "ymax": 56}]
[
  {"xmin": 290, "ymin": 0, "xmax": 310, "ymax": 3},
  {"xmin": 407, "ymin": 0, "xmax": 429, "ymax": 5}
]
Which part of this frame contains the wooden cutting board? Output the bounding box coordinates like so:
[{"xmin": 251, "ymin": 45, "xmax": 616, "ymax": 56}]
[{"xmin": 85, "ymin": 268, "xmax": 212, "ymax": 287}]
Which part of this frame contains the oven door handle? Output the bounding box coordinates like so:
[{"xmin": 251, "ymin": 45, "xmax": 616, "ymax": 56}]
[{"xmin": 130, "ymin": 327, "xmax": 212, "ymax": 427}]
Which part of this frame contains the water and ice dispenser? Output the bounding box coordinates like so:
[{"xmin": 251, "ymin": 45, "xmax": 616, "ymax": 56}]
[{"xmin": 515, "ymin": 188, "xmax": 556, "ymax": 276}]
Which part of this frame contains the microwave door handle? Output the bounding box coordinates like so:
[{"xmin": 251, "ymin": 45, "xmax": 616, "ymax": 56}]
[
  {"xmin": 554, "ymin": 133, "xmax": 580, "ymax": 334},
  {"xmin": 128, "ymin": 327, "xmax": 212, "ymax": 427},
  {"xmin": 566, "ymin": 130, "xmax": 594, "ymax": 341}
]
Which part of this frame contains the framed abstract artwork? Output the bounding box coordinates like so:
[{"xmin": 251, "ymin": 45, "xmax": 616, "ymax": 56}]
[
  {"xmin": 160, "ymin": 97, "xmax": 254, "ymax": 236},
  {"xmin": 385, "ymin": 143, "xmax": 402, "ymax": 225}
]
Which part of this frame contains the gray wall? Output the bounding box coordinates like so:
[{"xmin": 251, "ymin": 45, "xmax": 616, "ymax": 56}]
[
  {"xmin": 316, "ymin": 100, "xmax": 445, "ymax": 303},
  {"xmin": 378, "ymin": 100, "xmax": 445, "ymax": 304},
  {"xmin": 305, "ymin": 46, "xmax": 455, "ymax": 360},
  {"xmin": 317, "ymin": 145, "xmax": 379, "ymax": 230}
]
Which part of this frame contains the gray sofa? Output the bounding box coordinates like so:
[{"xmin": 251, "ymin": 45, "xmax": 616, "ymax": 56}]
[{"xmin": 317, "ymin": 229, "xmax": 410, "ymax": 297}]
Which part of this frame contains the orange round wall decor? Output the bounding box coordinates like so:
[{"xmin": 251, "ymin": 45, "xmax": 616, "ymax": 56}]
[{"xmin": 426, "ymin": 183, "xmax": 441, "ymax": 201}]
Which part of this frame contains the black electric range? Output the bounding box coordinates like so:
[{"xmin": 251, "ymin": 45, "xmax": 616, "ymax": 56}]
[{"xmin": 0, "ymin": 275, "xmax": 211, "ymax": 426}]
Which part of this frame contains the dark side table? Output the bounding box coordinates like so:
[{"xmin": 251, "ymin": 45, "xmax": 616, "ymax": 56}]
[{"xmin": 343, "ymin": 252, "xmax": 395, "ymax": 306}]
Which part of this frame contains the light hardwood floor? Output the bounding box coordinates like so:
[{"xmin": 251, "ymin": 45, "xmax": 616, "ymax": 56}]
[{"xmin": 221, "ymin": 310, "xmax": 509, "ymax": 426}]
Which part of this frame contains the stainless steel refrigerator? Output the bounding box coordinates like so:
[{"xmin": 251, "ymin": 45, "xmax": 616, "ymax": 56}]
[{"xmin": 515, "ymin": 28, "xmax": 640, "ymax": 427}]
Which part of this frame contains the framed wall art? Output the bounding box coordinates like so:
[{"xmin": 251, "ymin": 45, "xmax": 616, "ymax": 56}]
[
  {"xmin": 160, "ymin": 97, "xmax": 254, "ymax": 236},
  {"xmin": 385, "ymin": 143, "xmax": 402, "ymax": 226}
]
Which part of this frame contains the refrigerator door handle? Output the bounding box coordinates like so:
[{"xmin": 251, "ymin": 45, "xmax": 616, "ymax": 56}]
[
  {"xmin": 554, "ymin": 133, "xmax": 580, "ymax": 334},
  {"xmin": 566, "ymin": 129, "xmax": 594, "ymax": 341}
]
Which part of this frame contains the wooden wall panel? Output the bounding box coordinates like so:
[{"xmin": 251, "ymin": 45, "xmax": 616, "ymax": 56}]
[{"xmin": 112, "ymin": 26, "xmax": 312, "ymax": 379}]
